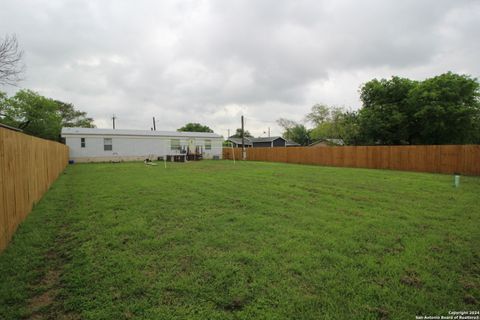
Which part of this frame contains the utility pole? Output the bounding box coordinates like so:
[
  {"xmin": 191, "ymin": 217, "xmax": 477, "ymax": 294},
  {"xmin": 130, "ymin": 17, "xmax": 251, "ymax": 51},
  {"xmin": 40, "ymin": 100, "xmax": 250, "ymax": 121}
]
[
  {"xmin": 227, "ymin": 129, "xmax": 230, "ymax": 138},
  {"xmin": 152, "ymin": 117, "xmax": 156, "ymax": 131},
  {"xmin": 241, "ymin": 115, "xmax": 246, "ymax": 160},
  {"xmin": 268, "ymin": 127, "xmax": 270, "ymax": 137},
  {"xmin": 112, "ymin": 114, "xmax": 116, "ymax": 129}
]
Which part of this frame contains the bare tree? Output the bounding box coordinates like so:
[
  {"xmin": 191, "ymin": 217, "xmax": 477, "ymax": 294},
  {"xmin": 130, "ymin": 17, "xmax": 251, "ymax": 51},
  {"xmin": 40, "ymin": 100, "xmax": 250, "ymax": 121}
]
[
  {"xmin": 276, "ymin": 118, "xmax": 298, "ymax": 131},
  {"xmin": 0, "ymin": 34, "xmax": 25, "ymax": 86}
]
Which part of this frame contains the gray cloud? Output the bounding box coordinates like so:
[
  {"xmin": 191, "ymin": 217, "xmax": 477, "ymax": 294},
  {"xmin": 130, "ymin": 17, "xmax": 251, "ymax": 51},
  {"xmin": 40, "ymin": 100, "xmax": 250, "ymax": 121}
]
[{"xmin": 1, "ymin": 0, "xmax": 478, "ymax": 136}]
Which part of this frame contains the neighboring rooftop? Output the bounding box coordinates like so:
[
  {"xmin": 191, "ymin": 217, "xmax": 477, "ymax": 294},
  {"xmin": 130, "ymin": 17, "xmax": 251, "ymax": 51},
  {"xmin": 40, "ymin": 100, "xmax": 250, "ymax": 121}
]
[
  {"xmin": 225, "ymin": 137, "xmax": 253, "ymax": 145},
  {"xmin": 286, "ymin": 140, "xmax": 301, "ymax": 147},
  {"xmin": 309, "ymin": 138, "xmax": 345, "ymax": 146},
  {"xmin": 226, "ymin": 136, "xmax": 290, "ymax": 145},
  {"xmin": 61, "ymin": 127, "xmax": 222, "ymax": 138},
  {"xmin": 250, "ymin": 136, "xmax": 285, "ymax": 143}
]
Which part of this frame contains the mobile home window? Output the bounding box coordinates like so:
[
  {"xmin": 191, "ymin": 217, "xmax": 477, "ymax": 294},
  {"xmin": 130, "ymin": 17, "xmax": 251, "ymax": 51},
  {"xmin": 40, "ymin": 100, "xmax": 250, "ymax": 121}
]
[
  {"xmin": 205, "ymin": 139, "xmax": 212, "ymax": 150},
  {"xmin": 81, "ymin": 138, "xmax": 86, "ymax": 148},
  {"xmin": 171, "ymin": 139, "xmax": 181, "ymax": 151},
  {"xmin": 104, "ymin": 138, "xmax": 113, "ymax": 151}
]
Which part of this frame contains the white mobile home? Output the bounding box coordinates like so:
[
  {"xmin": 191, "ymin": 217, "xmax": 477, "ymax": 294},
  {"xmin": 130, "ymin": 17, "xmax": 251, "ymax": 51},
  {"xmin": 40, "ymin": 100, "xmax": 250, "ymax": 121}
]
[{"xmin": 61, "ymin": 127, "xmax": 223, "ymax": 162}]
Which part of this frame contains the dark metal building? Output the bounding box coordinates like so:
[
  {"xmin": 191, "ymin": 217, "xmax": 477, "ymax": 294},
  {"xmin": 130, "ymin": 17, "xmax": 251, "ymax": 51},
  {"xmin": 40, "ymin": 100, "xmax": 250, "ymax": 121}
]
[
  {"xmin": 225, "ymin": 136, "xmax": 301, "ymax": 148},
  {"xmin": 251, "ymin": 136, "xmax": 286, "ymax": 148}
]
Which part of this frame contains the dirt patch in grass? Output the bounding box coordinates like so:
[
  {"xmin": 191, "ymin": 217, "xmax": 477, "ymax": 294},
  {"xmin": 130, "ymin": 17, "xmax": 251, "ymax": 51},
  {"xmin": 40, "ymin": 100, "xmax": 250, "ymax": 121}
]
[
  {"xmin": 367, "ymin": 306, "xmax": 389, "ymax": 320},
  {"xmin": 28, "ymin": 289, "xmax": 56, "ymax": 313},
  {"xmin": 461, "ymin": 280, "xmax": 477, "ymax": 290},
  {"xmin": 385, "ymin": 237, "xmax": 405, "ymax": 255},
  {"xmin": 339, "ymin": 208, "xmax": 364, "ymax": 217},
  {"xmin": 385, "ymin": 245, "xmax": 404, "ymax": 255},
  {"xmin": 400, "ymin": 270, "xmax": 423, "ymax": 288},
  {"xmin": 220, "ymin": 297, "xmax": 247, "ymax": 312},
  {"xmin": 463, "ymin": 294, "xmax": 478, "ymax": 305},
  {"xmin": 27, "ymin": 269, "xmax": 60, "ymax": 319},
  {"xmin": 27, "ymin": 222, "xmax": 80, "ymax": 319}
]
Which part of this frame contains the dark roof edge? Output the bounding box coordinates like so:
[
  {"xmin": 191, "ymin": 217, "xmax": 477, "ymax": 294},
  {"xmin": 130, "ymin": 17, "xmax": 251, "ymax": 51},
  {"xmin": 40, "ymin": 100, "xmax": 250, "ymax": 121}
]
[{"xmin": 251, "ymin": 136, "xmax": 285, "ymax": 142}]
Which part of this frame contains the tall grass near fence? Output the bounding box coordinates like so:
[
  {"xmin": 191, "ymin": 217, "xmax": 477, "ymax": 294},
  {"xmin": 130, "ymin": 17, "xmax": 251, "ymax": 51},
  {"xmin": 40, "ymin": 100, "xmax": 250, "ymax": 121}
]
[
  {"xmin": 0, "ymin": 127, "xmax": 69, "ymax": 251},
  {"xmin": 223, "ymin": 145, "xmax": 480, "ymax": 176}
]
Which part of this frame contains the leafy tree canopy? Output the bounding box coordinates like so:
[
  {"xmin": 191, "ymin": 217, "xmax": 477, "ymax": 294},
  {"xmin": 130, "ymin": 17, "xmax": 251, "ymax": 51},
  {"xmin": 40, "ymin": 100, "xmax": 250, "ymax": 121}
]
[
  {"xmin": 0, "ymin": 89, "xmax": 95, "ymax": 141},
  {"xmin": 286, "ymin": 72, "xmax": 479, "ymax": 146},
  {"xmin": 308, "ymin": 106, "xmax": 349, "ymax": 141},
  {"xmin": 357, "ymin": 76, "xmax": 418, "ymax": 144},
  {"xmin": 56, "ymin": 100, "xmax": 95, "ymax": 129},
  {"xmin": 407, "ymin": 72, "xmax": 480, "ymax": 144},
  {"xmin": 305, "ymin": 104, "xmax": 331, "ymax": 126},
  {"xmin": 276, "ymin": 118, "xmax": 311, "ymax": 146},
  {"xmin": 177, "ymin": 122, "xmax": 213, "ymax": 133},
  {"xmin": 229, "ymin": 128, "xmax": 253, "ymax": 138},
  {"xmin": 358, "ymin": 72, "xmax": 480, "ymax": 145}
]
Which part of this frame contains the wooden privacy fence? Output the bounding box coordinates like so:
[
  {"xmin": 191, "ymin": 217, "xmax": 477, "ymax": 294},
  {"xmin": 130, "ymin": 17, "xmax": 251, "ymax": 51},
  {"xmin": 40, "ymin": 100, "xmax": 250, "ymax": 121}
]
[
  {"xmin": 0, "ymin": 127, "xmax": 69, "ymax": 251},
  {"xmin": 223, "ymin": 145, "xmax": 480, "ymax": 176}
]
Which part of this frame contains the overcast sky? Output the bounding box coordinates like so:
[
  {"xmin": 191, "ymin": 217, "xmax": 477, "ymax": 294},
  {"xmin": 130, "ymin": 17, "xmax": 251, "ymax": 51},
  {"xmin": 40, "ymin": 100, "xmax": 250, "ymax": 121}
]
[{"xmin": 1, "ymin": 0, "xmax": 479, "ymax": 137}]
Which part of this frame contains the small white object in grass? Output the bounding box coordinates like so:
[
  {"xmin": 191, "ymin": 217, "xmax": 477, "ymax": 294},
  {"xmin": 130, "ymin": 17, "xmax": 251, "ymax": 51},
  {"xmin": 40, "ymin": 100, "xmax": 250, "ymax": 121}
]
[{"xmin": 453, "ymin": 173, "xmax": 460, "ymax": 187}]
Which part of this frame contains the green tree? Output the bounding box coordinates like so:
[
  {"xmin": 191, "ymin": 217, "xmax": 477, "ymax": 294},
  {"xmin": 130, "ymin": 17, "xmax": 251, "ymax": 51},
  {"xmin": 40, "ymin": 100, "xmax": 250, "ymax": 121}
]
[
  {"xmin": 0, "ymin": 90, "xmax": 95, "ymax": 141},
  {"xmin": 357, "ymin": 73, "xmax": 480, "ymax": 145},
  {"xmin": 285, "ymin": 124, "xmax": 311, "ymax": 146},
  {"xmin": 309, "ymin": 122, "xmax": 335, "ymax": 141},
  {"xmin": 334, "ymin": 111, "xmax": 363, "ymax": 145},
  {"xmin": 55, "ymin": 100, "xmax": 95, "ymax": 128},
  {"xmin": 230, "ymin": 128, "xmax": 253, "ymax": 138},
  {"xmin": 177, "ymin": 122, "xmax": 213, "ymax": 133},
  {"xmin": 408, "ymin": 72, "xmax": 480, "ymax": 144},
  {"xmin": 308, "ymin": 106, "xmax": 348, "ymax": 141},
  {"xmin": 358, "ymin": 76, "xmax": 418, "ymax": 144},
  {"xmin": 0, "ymin": 89, "xmax": 61, "ymax": 140},
  {"xmin": 305, "ymin": 104, "xmax": 330, "ymax": 126},
  {"xmin": 277, "ymin": 118, "xmax": 311, "ymax": 146}
]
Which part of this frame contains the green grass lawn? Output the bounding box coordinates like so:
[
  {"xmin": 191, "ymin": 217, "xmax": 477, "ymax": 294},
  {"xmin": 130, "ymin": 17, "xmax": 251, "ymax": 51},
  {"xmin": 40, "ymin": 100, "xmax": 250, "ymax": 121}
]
[{"xmin": 0, "ymin": 161, "xmax": 479, "ymax": 319}]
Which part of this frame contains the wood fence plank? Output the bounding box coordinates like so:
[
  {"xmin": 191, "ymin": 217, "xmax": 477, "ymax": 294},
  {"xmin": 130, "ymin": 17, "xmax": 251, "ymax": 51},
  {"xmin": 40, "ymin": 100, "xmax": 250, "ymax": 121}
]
[{"xmin": 0, "ymin": 127, "xmax": 69, "ymax": 252}]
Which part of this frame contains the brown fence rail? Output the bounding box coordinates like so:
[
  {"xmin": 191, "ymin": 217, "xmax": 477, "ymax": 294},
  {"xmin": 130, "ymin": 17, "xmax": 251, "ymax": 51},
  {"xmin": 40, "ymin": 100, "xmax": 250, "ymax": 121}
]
[
  {"xmin": 223, "ymin": 145, "xmax": 480, "ymax": 176},
  {"xmin": 0, "ymin": 127, "xmax": 69, "ymax": 251}
]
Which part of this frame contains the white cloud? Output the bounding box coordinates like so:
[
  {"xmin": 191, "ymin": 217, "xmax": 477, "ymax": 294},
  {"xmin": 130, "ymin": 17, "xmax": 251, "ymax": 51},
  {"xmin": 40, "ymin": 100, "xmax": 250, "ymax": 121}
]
[{"xmin": 0, "ymin": 0, "xmax": 478, "ymax": 137}]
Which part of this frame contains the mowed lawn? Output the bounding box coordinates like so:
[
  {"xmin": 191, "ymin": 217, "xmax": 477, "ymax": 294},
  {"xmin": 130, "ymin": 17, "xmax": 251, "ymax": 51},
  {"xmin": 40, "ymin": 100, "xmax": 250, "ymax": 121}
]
[{"xmin": 0, "ymin": 161, "xmax": 479, "ymax": 319}]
